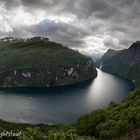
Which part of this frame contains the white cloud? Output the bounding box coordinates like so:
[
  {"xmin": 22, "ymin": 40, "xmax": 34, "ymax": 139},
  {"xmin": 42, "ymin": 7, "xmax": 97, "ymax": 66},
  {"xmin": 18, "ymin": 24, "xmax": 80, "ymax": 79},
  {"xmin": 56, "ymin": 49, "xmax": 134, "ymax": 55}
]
[{"xmin": 0, "ymin": 0, "xmax": 140, "ymax": 56}]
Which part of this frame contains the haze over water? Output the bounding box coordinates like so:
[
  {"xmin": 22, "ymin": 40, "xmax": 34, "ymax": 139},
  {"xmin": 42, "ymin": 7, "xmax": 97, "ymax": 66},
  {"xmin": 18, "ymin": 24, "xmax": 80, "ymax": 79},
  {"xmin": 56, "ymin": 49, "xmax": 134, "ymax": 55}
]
[{"xmin": 0, "ymin": 69, "xmax": 133, "ymax": 124}]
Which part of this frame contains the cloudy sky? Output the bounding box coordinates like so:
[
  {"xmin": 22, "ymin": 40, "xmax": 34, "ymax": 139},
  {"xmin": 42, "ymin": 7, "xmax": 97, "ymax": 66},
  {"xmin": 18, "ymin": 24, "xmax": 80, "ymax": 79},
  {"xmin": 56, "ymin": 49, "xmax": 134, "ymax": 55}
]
[{"xmin": 0, "ymin": 0, "xmax": 140, "ymax": 56}]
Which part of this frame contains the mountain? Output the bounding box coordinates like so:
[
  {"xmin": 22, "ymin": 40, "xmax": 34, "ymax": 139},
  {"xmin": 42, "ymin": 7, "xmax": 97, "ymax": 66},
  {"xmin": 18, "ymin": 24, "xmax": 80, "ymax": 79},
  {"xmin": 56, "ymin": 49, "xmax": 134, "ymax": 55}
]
[
  {"xmin": 0, "ymin": 37, "xmax": 97, "ymax": 87},
  {"xmin": 101, "ymin": 41, "xmax": 140, "ymax": 87},
  {"xmin": 91, "ymin": 53, "xmax": 102, "ymax": 62}
]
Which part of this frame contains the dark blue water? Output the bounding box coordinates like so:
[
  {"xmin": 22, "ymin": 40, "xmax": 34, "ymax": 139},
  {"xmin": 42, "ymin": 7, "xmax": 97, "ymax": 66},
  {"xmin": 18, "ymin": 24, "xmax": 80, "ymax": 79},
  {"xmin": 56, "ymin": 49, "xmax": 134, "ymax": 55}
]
[{"xmin": 0, "ymin": 69, "xmax": 134, "ymax": 124}]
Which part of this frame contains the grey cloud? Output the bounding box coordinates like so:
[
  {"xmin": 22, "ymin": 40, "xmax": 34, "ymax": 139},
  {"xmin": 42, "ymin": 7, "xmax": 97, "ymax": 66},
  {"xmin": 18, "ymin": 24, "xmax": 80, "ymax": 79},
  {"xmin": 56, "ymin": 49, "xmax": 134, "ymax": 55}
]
[
  {"xmin": 0, "ymin": 0, "xmax": 118, "ymax": 18},
  {"xmin": 0, "ymin": 0, "xmax": 140, "ymax": 55},
  {"xmin": 31, "ymin": 20, "xmax": 90, "ymax": 48},
  {"xmin": 7, "ymin": 19, "xmax": 89, "ymax": 49}
]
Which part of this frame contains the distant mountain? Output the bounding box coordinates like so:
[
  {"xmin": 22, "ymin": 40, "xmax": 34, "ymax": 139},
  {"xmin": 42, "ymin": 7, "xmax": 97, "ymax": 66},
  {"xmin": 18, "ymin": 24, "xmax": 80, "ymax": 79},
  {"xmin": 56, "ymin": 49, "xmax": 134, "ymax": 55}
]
[
  {"xmin": 0, "ymin": 37, "xmax": 97, "ymax": 87},
  {"xmin": 91, "ymin": 53, "xmax": 102, "ymax": 62},
  {"xmin": 90, "ymin": 53, "xmax": 102, "ymax": 68},
  {"xmin": 101, "ymin": 41, "xmax": 140, "ymax": 87}
]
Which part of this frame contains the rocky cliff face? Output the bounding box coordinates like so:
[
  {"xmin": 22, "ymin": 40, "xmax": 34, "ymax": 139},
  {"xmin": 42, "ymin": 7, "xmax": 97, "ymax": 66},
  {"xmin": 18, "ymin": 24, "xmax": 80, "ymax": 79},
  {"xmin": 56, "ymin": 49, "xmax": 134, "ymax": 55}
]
[
  {"xmin": 0, "ymin": 37, "xmax": 97, "ymax": 87},
  {"xmin": 0, "ymin": 59, "xmax": 96, "ymax": 87},
  {"xmin": 101, "ymin": 41, "xmax": 140, "ymax": 87}
]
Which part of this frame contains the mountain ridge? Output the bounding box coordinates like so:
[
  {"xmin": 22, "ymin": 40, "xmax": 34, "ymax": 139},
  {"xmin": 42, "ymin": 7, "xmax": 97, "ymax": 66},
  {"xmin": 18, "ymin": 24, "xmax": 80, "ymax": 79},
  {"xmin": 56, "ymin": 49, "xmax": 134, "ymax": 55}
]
[
  {"xmin": 101, "ymin": 41, "xmax": 140, "ymax": 87},
  {"xmin": 0, "ymin": 36, "xmax": 97, "ymax": 87}
]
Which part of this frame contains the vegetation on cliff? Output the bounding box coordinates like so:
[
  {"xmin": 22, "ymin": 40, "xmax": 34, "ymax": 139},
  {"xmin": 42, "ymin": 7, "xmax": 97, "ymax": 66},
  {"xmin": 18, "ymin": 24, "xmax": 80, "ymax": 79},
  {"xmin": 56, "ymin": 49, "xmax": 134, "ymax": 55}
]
[
  {"xmin": 0, "ymin": 37, "xmax": 97, "ymax": 87},
  {"xmin": 101, "ymin": 41, "xmax": 140, "ymax": 87}
]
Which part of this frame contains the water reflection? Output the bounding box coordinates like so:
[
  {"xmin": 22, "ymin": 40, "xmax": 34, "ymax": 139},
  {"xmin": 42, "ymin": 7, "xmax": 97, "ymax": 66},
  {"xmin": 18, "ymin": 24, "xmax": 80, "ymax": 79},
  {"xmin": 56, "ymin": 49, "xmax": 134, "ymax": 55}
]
[
  {"xmin": 87, "ymin": 70, "xmax": 133, "ymax": 108},
  {"xmin": 0, "ymin": 69, "xmax": 134, "ymax": 124}
]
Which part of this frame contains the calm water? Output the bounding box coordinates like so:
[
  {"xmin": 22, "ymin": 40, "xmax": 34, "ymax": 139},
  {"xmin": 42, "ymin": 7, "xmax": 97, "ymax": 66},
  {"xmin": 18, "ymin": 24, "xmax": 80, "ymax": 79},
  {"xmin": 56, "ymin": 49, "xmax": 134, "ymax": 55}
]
[{"xmin": 0, "ymin": 69, "xmax": 134, "ymax": 124}]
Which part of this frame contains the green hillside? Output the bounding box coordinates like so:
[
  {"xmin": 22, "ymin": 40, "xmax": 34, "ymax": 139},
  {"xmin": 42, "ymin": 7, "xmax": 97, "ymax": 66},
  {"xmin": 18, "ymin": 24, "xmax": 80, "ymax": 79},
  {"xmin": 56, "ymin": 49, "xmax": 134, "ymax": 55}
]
[
  {"xmin": 101, "ymin": 49, "xmax": 119, "ymax": 61},
  {"xmin": 0, "ymin": 37, "xmax": 97, "ymax": 87},
  {"xmin": 101, "ymin": 41, "xmax": 140, "ymax": 87}
]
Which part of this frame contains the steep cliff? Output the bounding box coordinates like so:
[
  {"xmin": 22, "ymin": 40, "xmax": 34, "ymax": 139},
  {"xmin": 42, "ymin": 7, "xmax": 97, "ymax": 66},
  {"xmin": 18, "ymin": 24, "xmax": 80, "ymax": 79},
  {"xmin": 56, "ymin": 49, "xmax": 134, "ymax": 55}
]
[
  {"xmin": 101, "ymin": 41, "xmax": 140, "ymax": 87},
  {"xmin": 0, "ymin": 37, "xmax": 97, "ymax": 87}
]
